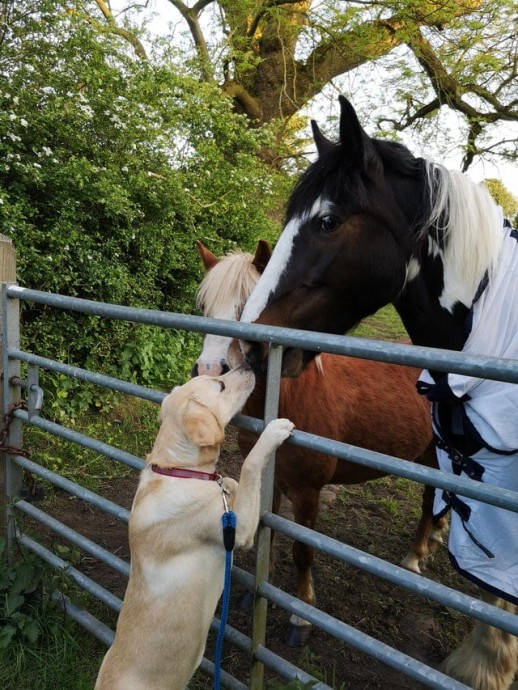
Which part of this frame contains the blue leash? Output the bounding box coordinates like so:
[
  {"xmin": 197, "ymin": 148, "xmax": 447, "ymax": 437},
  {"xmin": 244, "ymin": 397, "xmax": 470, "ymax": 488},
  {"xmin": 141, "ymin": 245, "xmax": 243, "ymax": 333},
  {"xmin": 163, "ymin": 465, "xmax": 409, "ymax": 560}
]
[{"xmin": 213, "ymin": 506, "xmax": 236, "ymax": 690}]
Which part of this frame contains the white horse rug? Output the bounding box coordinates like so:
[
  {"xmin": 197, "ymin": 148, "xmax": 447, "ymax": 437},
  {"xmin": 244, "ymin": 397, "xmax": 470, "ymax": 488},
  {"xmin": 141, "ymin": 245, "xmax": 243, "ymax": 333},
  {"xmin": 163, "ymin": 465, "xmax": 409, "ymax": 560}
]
[{"xmin": 419, "ymin": 221, "xmax": 518, "ymax": 604}]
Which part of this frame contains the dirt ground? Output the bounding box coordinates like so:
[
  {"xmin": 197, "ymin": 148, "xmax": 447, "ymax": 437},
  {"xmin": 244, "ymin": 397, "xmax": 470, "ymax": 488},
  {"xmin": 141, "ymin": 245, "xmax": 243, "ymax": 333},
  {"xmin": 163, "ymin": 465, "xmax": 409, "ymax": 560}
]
[{"xmin": 33, "ymin": 428, "xmax": 489, "ymax": 690}]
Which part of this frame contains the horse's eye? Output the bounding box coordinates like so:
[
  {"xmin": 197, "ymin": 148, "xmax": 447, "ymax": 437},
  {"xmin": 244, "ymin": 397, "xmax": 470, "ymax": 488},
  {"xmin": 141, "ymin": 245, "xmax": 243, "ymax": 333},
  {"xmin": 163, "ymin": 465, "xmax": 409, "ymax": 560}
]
[{"xmin": 319, "ymin": 216, "xmax": 340, "ymax": 233}]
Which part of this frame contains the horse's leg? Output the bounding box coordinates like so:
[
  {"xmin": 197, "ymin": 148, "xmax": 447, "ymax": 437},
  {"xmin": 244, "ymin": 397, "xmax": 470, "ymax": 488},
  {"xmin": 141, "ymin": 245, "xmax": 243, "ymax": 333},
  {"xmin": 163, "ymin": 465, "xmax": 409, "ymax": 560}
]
[
  {"xmin": 401, "ymin": 484, "xmax": 448, "ymax": 573},
  {"xmin": 402, "ymin": 442, "xmax": 449, "ymax": 573},
  {"xmin": 285, "ymin": 486, "xmax": 320, "ymax": 647},
  {"xmin": 442, "ymin": 591, "xmax": 518, "ymax": 690}
]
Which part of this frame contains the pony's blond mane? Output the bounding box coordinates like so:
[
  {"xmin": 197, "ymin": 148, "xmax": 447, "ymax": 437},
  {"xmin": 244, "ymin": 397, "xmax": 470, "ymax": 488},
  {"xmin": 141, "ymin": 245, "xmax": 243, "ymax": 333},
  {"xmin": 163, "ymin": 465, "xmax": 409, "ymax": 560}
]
[
  {"xmin": 425, "ymin": 162, "xmax": 503, "ymax": 306},
  {"xmin": 196, "ymin": 251, "xmax": 261, "ymax": 318}
]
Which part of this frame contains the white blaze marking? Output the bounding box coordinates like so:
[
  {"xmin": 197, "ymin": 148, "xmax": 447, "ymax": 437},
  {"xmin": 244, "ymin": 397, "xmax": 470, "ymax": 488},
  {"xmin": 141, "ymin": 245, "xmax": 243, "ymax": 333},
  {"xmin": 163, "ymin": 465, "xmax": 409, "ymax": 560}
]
[
  {"xmin": 240, "ymin": 215, "xmax": 300, "ymax": 323},
  {"xmin": 241, "ymin": 197, "xmax": 330, "ymax": 323}
]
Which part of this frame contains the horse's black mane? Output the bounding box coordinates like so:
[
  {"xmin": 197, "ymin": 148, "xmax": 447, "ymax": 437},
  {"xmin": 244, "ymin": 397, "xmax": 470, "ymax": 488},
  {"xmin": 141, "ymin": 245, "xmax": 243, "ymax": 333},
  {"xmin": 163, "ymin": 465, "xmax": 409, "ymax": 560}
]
[{"xmin": 286, "ymin": 136, "xmax": 430, "ymax": 229}]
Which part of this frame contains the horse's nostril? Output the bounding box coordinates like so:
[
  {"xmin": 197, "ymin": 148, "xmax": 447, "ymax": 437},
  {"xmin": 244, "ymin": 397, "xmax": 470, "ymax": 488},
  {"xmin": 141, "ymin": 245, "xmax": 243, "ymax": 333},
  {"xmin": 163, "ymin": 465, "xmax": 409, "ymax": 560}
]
[
  {"xmin": 220, "ymin": 361, "xmax": 230, "ymax": 375},
  {"xmin": 190, "ymin": 363, "xmax": 199, "ymax": 378}
]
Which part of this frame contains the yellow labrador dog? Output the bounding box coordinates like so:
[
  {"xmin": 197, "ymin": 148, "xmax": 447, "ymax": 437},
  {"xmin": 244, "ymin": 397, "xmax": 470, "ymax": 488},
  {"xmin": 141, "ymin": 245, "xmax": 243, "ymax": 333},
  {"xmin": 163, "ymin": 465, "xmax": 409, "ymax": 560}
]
[{"xmin": 95, "ymin": 363, "xmax": 294, "ymax": 690}]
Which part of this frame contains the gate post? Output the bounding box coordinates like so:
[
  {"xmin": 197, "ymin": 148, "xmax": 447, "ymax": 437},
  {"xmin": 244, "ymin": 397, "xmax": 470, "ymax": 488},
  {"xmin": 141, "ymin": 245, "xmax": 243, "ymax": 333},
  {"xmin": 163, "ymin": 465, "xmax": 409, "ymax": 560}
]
[
  {"xmin": 250, "ymin": 343, "xmax": 283, "ymax": 690},
  {"xmin": 0, "ymin": 234, "xmax": 21, "ymax": 558}
]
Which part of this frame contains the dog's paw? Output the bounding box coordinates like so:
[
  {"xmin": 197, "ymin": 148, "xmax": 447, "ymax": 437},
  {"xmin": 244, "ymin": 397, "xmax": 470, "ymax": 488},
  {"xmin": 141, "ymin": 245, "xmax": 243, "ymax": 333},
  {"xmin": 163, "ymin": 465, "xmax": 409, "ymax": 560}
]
[{"xmin": 261, "ymin": 418, "xmax": 295, "ymax": 452}]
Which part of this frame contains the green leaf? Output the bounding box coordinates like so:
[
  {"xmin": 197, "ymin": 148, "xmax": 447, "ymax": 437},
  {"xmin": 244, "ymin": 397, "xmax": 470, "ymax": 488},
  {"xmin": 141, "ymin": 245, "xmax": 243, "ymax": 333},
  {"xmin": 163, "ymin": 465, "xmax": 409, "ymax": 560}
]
[
  {"xmin": 0, "ymin": 625, "xmax": 16, "ymax": 649},
  {"xmin": 5, "ymin": 590, "xmax": 25, "ymax": 615}
]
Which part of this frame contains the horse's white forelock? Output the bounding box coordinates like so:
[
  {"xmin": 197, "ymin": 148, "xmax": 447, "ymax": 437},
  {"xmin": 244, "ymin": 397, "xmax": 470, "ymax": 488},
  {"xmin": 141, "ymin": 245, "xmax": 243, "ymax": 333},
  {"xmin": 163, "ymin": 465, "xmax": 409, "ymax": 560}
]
[
  {"xmin": 424, "ymin": 162, "xmax": 503, "ymax": 310},
  {"xmin": 196, "ymin": 251, "xmax": 260, "ymax": 319}
]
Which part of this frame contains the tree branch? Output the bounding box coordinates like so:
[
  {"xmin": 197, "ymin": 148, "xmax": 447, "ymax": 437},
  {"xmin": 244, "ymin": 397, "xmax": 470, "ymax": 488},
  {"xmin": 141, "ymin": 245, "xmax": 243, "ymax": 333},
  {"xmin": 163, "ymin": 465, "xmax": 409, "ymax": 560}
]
[
  {"xmin": 407, "ymin": 27, "xmax": 517, "ymax": 123},
  {"xmin": 296, "ymin": 16, "xmax": 405, "ymax": 106},
  {"xmin": 247, "ymin": 0, "xmax": 304, "ymax": 39},
  {"xmin": 165, "ymin": 0, "xmax": 215, "ymax": 82},
  {"xmin": 92, "ymin": 0, "xmax": 148, "ymax": 59}
]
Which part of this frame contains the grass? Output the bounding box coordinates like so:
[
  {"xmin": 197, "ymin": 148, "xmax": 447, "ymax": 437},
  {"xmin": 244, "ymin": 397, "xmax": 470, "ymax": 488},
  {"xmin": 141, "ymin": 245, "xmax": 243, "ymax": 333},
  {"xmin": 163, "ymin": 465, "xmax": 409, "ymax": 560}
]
[
  {"xmin": 351, "ymin": 304, "xmax": 407, "ymax": 341},
  {"xmin": 0, "ymin": 620, "xmax": 104, "ymax": 690},
  {"xmin": 1, "ymin": 304, "xmax": 412, "ymax": 689}
]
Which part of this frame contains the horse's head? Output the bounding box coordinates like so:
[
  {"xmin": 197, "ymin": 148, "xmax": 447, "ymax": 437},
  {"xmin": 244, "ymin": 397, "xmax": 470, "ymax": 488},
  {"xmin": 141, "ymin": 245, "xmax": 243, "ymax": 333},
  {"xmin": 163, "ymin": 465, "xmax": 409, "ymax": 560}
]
[
  {"xmin": 240, "ymin": 96, "xmax": 432, "ymax": 374},
  {"xmin": 192, "ymin": 239, "xmax": 272, "ymax": 377}
]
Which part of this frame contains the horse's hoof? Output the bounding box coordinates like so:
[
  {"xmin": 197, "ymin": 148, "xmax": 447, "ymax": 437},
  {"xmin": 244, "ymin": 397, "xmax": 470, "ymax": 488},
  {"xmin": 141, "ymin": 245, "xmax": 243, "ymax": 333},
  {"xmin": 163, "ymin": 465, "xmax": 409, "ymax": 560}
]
[
  {"xmin": 401, "ymin": 552, "xmax": 421, "ymax": 574},
  {"xmin": 285, "ymin": 623, "xmax": 312, "ymax": 647},
  {"xmin": 236, "ymin": 591, "xmax": 254, "ymax": 611}
]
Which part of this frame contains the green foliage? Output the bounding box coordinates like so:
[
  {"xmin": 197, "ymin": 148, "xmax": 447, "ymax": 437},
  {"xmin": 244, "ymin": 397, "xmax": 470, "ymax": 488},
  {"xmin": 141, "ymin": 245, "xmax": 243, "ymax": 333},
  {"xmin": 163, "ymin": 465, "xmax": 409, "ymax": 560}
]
[
  {"xmin": 0, "ymin": 537, "xmax": 64, "ymax": 649},
  {"xmin": 483, "ymin": 178, "xmax": 518, "ymax": 219},
  {"xmin": 0, "ymin": 541, "xmax": 103, "ymax": 689},
  {"xmin": 0, "ymin": 0, "xmax": 282, "ymax": 411}
]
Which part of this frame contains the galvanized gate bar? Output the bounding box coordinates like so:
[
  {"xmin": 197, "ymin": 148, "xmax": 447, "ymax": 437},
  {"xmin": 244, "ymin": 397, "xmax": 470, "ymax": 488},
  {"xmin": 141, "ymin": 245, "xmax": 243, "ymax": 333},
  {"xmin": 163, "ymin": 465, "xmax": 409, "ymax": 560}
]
[
  {"xmin": 8, "ymin": 348, "xmax": 164, "ymax": 404},
  {"xmin": 18, "ymin": 533, "xmax": 123, "ymax": 612},
  {"xmin": 289, "ymin": 429, "xmax": 518, "ymax": 511},
  {"xmin": 14, "ymin": 409, "xmax": 145, "ymax": 471},
  {"xmin": 210, "ymin": 617, "xmax": 332, "ymax": 689},
  {"xmin": 51, "ymin": 592, "xmax": 116, "ymax": 647},
  {"xmin": 198, "ymin": 659, "xmax": 248, "ymax": 690},
  {"xmin": 235, "ymin": 414, "xmax": 518, "ymax": 512},
  {"xmin": 7, "ymin": 286, "xmax": 518, "ymax": 383},
  {"xmin": 258, "ymin": 581, "xmax": 471, "ymax": 690},
  {"xmin": 13, "ymin": 455, "xmax": 131, "ymax": 523},
  {"xmin": 4, "ymin": 284, "xmax": 518, "ymax": 689},
  {"xmin": 15, "ymin": 500, "xmax": 130, "ymax": 577},
  {"xmin": 254, "ymin": 645, "xmax": 333, "ymax": 690},
  {"xmin": 259, "ymin": 582, "xmax": 469, "ymax": 690},
  {"xmin": 263, "ymin": 511, "xmax": 518, "ymax": 635}
]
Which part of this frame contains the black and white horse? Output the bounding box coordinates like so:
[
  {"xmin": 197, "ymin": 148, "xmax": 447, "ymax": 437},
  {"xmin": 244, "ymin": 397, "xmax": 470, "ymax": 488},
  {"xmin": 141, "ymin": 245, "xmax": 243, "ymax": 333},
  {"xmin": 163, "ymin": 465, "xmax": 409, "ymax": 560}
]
[{"xmin": 241, "ymin": 96, "xmax": 518, "ymax": 690}]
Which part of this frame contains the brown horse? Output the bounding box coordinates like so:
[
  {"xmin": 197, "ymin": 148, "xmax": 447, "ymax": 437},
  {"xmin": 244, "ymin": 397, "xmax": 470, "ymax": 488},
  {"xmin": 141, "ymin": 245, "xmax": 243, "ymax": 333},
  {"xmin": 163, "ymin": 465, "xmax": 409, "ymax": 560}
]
[{"xmin": 194, "ymin": 239, "xmax": 447, "ymax": 644}]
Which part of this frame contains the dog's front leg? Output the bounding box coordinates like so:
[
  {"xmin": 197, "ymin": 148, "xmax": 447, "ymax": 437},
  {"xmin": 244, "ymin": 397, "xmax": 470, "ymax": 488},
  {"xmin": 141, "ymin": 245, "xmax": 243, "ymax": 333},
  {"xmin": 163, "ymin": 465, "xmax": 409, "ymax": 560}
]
[{"xmin": 231, "ymin": 418, "xmax": 294, "ymax": 549}]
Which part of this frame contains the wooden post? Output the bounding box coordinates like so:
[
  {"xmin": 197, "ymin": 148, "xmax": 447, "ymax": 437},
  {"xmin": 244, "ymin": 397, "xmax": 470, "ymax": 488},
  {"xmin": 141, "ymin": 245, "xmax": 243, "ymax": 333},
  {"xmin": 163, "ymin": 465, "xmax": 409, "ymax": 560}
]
[{"xmin": 0, "ymin": 234, "xmax": 20, "ymax": 556}]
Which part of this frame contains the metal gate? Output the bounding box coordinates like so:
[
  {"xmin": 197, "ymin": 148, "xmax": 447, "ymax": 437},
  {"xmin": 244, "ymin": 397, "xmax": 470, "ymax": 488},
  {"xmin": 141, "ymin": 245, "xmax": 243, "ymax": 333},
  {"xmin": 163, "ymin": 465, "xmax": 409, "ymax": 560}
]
[{"xmin": 1, "ymin": 236, "xmax": 518, "ymax": 690}]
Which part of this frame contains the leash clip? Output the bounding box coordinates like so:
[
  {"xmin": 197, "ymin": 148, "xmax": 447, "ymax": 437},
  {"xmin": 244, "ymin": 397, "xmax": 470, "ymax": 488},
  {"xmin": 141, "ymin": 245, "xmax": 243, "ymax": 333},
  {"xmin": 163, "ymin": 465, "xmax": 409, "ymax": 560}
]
[{"xmin": 217, "ymin": 476, "xmax": 230, "ymax": 513}]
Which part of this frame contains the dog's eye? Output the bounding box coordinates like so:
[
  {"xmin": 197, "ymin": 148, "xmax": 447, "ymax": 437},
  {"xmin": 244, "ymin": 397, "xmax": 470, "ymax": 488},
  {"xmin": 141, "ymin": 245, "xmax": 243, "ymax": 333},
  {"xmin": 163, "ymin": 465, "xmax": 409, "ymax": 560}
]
[{"xmin": 219, "ymin": 381, "xmax": 226, "ymax": 392}]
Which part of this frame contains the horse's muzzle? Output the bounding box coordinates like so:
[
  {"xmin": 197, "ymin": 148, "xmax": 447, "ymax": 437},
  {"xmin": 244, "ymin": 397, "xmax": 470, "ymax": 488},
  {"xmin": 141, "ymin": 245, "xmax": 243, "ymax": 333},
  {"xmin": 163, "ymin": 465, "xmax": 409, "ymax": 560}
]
[
  {"xmin": 242, "ymin": 340, "xmax": 269, "ymax": 374},
  {"xmin": 243, "ymin": 340, "xmax": 315, "ymax": 378}
]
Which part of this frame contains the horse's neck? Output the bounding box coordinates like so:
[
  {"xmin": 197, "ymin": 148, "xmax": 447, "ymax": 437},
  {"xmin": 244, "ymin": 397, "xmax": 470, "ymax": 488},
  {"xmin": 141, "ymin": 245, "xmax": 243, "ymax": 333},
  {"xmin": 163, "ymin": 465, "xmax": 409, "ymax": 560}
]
[{"xmin": 395, "ymin": 272, "xmax": 469, "ymax": 351}]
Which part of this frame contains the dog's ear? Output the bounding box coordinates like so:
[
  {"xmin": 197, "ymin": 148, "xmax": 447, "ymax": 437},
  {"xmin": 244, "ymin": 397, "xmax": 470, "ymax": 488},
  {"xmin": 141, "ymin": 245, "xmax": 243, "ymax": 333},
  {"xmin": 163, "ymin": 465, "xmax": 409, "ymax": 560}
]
[{"xmin": 183, "ymin": 399, "xmax": 225, "ymax": 447}]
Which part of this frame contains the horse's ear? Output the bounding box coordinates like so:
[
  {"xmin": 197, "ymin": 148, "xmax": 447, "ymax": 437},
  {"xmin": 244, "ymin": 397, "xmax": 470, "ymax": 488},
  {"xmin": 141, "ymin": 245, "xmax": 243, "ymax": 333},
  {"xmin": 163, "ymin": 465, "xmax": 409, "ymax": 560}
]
[
  {"xmin": 338, "ymin": 96, "xmax": 367, "ymax": 166},
  {"xmin": 252, "ymin": 240, "xmax": 272, "ymax": 274},
  {"xmin": 196, "ymin": 240, "xmax": 219, "ymax": 272},
  {"xmin": 311, "ymin": 120, "xmax": 334, "ymax": 157}
]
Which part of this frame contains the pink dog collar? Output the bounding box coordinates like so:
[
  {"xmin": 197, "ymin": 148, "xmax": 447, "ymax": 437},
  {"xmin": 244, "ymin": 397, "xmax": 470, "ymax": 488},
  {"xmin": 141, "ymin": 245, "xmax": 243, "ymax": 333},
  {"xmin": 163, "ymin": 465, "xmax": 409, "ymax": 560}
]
[{"xmin": 150, "ymin": 465, "xmax": 220, "ymax": 481}]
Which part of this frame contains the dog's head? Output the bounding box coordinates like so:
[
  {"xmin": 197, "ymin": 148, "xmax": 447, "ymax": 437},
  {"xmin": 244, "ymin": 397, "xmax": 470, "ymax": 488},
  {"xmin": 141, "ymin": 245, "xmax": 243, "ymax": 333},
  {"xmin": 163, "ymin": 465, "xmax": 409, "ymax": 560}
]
[{"xmin": 150, "ymin": 364, "xmax": 255, "ymax": 466}]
